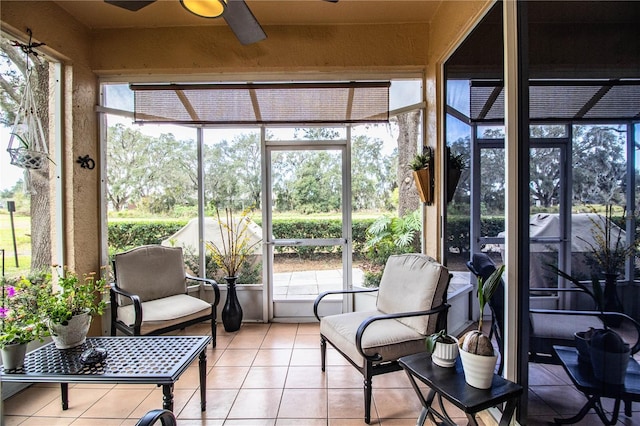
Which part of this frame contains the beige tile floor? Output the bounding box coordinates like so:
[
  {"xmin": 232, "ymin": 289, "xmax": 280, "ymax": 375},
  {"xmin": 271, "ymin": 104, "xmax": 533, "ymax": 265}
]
[{"xmin": 3, "ymin": 322, "xmax": 640, "ymax": 425}]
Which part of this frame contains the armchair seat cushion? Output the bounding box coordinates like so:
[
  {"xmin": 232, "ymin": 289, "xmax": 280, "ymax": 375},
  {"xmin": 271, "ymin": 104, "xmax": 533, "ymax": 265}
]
[
  {"xmin": 117, "ymin": 294, "xmax": 212, "ymax": 335},
  {"xmin": 530, "ymin": 312, "xmax": 603, "ymax": 340},
  {"xmin": 321, "ymin": 310, "xmax": 426, "ymax": 368}
]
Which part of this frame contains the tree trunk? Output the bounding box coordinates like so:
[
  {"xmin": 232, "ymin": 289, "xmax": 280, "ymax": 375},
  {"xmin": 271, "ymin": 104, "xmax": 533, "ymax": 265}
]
[
  {"xmin": 396, "ymin": 111, "xmax": 421, "ymax": 217},
  {"xmin": 29, "ymin": 60, "xmax": 51, "ymax": 272}
]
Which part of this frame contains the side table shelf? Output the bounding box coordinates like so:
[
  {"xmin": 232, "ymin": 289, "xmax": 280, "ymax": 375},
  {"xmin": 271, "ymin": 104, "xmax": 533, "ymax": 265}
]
[{"xmin": 399, "ymin": 352, "xmax": 522, "ymax": 426}]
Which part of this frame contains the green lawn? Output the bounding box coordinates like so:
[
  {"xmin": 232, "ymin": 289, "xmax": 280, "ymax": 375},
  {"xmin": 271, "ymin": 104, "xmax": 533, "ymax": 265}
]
[{"xmin": 0, "ymin": 212, "xmax": 32, "ymax": 276}]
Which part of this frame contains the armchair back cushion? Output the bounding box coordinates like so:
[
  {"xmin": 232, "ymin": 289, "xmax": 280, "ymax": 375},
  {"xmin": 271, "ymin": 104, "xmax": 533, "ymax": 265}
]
[
  {"xmin": 376, "ymin": 254, "xmax": 450, "ymax": 335},
  {"xmin": 114, "ymin": 245, "xmax": 187, "ymax": 305}
]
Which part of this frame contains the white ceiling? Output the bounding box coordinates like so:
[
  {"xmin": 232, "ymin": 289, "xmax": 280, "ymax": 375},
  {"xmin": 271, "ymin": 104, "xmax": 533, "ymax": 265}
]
[{"xmin": 53, "ymin": 0, "xmax": 443, "ymax": 29}]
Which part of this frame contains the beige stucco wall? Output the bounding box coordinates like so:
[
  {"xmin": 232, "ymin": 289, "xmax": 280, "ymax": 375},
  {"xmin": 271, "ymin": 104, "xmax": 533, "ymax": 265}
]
[{"xmin": 92, "ymin": 23, "xmax": 429, "ymax": 76}]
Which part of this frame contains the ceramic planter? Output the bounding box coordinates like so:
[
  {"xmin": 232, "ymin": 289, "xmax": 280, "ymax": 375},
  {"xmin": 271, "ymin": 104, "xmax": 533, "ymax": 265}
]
[
  {"xmin": 49, "ymin": 311, "xmax": 91, "ymax": 349},
  {"xmin": 1, "ymin": 342, "xmax": 28, "ymax": 370},
  {"xmin": 459, "ymin": 349, "xmax": 498, "ymax": 389},
  {"xmin": 432, "ymin": 336, "xmax": 459, "ymax": 368},
  {"xmin": 590, "ymin": 346, "xmax": 631, "ymax": 385},
  {"xmin": 222, "ymin": 277, "xmax": 243, "ymax": 332},
  {"xmin": 574, "ymin": 331, "xmax": 591, "ymax": 365}
]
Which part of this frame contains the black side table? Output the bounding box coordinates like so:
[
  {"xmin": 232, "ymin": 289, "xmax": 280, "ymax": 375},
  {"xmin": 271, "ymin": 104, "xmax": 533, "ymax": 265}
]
[
  {"xmin": 399, "ymin": 352, "xmax": 522, "ymax": 426},
  {"xmin": 553, "ymin": 345, "xmax": 640, "ymax": 425}
]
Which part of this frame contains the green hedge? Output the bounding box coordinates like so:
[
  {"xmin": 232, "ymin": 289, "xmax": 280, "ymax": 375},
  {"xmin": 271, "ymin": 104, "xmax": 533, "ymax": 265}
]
[
  {"xmin": 108, "ymin": 221, "xmax": 187, "ymax": 254},
  {"xmin": 107, "ymin": 216, "xmax": 506, "ymax": 257},
  {"xmin": 108, "ymin": 218, "xmax": 374, "ymax": 258},
  {"xmin": 446, "ymin": 216, "xmax": 505, "ymax": 253},
  {"xmin": 108, "ymin": 216, "xmax": 504, "ymax": 259}
]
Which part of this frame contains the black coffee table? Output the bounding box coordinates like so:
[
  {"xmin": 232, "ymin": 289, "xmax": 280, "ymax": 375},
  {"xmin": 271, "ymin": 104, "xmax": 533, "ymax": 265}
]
[
  {"xmin": 553, "ymin": 345, "xmax": 640, "ymax": 425},
  {"xmin": 1, "ymin": 335, "xmax": 211, "ymax": 412},
  {"xmin": 399, "ymin": 352, "xmax": 522, "ymax": 426}
]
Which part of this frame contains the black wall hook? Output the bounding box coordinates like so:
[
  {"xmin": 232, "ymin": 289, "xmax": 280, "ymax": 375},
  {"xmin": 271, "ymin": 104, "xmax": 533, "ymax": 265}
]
[{"xmin": 76, "ymin": 155, "xmax": 95, "ymax": 170}]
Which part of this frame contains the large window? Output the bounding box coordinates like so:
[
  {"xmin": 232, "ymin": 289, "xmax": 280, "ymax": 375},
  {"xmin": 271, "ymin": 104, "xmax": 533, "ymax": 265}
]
[{"xmin": 101, "ymin": 78, "xmax": 424, "ymax": 320}]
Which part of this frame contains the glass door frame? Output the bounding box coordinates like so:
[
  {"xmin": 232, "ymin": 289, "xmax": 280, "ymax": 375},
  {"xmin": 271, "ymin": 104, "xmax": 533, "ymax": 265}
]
[
  {"xmin": 469, "ymin": 125, "xmax": 573, "ymax": 304},
  {"xmin": 261, "ymin": 126, "xmax": 353, "ymax": 322}
]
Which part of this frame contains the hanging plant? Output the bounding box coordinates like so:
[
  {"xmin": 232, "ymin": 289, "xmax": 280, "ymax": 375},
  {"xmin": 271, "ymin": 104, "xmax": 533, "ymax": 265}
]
[{"xmin": 6, "ymin": 31, "xmax": 50, "ymax": 171}]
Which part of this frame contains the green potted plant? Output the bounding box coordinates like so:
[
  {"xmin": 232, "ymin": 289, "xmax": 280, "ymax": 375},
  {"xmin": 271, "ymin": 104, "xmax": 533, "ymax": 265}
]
[
  {"xmin": 1, "ymin": 273, "xmax": 49, "ymax": 369},
  {"xmin": 408, "ymin": 148, "xmax": 433, "ymax": 204},
  {"xmin": 459, "ymin": 264, "xmax": 505, "ymax": 388},
  {"xmin": 40, "ymin": 267, "xmax": 108, "ymax": 349},
  {"xmin": 206, "ymin": 206, "xmax": 262, "ymax": 332},
  {"xmin": 577, "ymin": 205, "xmax": 640, "ymax": 325},
  {"xmin": 425, "ymin": 329, "xmax": 459, "ymax": 367}
]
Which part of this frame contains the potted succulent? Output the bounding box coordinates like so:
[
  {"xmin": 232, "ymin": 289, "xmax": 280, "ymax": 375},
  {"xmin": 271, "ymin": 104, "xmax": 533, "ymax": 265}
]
[
  {"xmin": 206, "ymin": 206, "xmax": 262, "ymax": 332},
  {"xmin": 425, "ymin": 329, "xmax": 459, "ymax": 367},
  {"xmin": 459, "ymin": 264, "xmax": 505, "ymax": 388},
  {"xmin": 408, "ymin": 148, "xmax": 433, "ymax": 204},
  {"xmin": 1, "ymin": 274, "xmax": 49, "ymax": 369},
  {"xmin": 39, "ymin": 267, "xmax": 108, "ymax": 349}
]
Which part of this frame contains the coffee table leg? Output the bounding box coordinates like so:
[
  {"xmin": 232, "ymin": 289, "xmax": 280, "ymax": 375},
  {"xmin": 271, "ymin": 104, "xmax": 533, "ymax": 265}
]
[
  {"xmin": 60, "ymin": 383, "xmax": 69, "ymax": 410},
  {"xmin": 554, "ymin": 394, "xmax": 596, "ymax": 424},
  {"xmin": 199, "ymin": 348, "xmax": 207, "ymax": 411},
  {"xmin": 162, "ymin": 384, "xmax": 174, "ymax": 412}
]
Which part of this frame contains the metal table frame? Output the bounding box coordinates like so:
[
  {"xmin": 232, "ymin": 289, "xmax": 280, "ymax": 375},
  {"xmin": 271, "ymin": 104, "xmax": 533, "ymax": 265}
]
[
  {"xmin": 1, "ymin": 335, "xmax": 211, "ymax": 412},
  {"xmin": 399, "ymin": 352, "xmax": 522, "ymax": 426},
  {"xmin": 553, "ymin": 345, "xmax": 640, "ymax": 425}
]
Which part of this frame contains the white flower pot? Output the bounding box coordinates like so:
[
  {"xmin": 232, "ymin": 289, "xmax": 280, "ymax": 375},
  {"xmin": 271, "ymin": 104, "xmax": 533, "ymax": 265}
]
[
  {"xmin": 49, "ymin": 312, "xmax": 91, "ymax": 349},
  {"xmin": 459, "ymin": 349, "xmax": 498, "ymax": 389},
  {"xmin": 432, "ymin": 337, "xmax": 459, "ymax": 367},
  {"xmin": 1, "ymin": 342, "xmax": 28, "ymax": 370}
]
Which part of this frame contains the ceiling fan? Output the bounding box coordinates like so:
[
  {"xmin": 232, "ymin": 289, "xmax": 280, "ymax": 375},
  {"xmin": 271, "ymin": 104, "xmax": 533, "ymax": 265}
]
[{"xmin": 104, "ymin": 0, "xmax": 338, "ymax": 46}]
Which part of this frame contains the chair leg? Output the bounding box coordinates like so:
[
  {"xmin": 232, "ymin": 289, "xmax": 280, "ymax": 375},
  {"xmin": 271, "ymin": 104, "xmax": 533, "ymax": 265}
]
[
  {"xmin": 363, "ymin": 361, "xmax": 372, "ymax": 424},
  {"xmin": 320, "ymin": 335, "xmax": 327, "ymax": 372},
  {"xmin": 211, "ymin": 317, "xmax": 217, "ymax": 348}
]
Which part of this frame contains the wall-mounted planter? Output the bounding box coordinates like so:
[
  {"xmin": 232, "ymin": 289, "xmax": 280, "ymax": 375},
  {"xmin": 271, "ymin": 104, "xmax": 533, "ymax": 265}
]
[{"xmin": 413, "ymin": 167, "xmax": 433, "ymax": 204}]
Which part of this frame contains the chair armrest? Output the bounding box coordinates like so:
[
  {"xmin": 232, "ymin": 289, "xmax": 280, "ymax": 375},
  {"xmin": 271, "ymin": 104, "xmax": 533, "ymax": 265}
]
[
  {"xmin": 110, "ymin": 284, "xmax": 143, "ymax": 328},
  {"xmin": 135, "ymin": 409, "xmax": 177, "ymax": 426},
  {"xmin": 313, "ymin": 288, "xmax": 379, "ymax": 321},
  {"xmin": 530, "ymin": 286, "xmax": 599, "ymax": 305},
  {"xmin": 186, "ymin": 274, "xmax": 221, "ymax": 307},
  {"xmin": 531, "ymin": 308, "xmax": 640, "ymax": 354},
  {"xmin": 355, "ymin": 303, "xmax": 450, "ymax": 362},
  {"xmin": 530, "ymin": 287, "xmax": 594, "ymax": 293}
]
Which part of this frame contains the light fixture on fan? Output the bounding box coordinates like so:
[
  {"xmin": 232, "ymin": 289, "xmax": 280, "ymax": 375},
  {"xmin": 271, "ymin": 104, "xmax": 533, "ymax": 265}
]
[{"xmin": 180, "ymin": 0, "xmax": 227, "ymax": 18}]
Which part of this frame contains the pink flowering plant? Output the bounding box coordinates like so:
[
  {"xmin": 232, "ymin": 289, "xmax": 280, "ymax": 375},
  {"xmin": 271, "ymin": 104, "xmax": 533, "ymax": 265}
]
[{"xmin": 0, "ymin": 273, "xmax": 49, "ymax": 348}]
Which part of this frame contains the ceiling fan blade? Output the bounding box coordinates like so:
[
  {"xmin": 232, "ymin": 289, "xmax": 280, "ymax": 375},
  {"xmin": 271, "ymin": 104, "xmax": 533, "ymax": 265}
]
[
  {"xmin": 223, "ymin": 0, "xmax": 267, "ymax": 45},
  {"xmin": 104, "ymin": 0, "xmax": 156, "ymax": 12}
]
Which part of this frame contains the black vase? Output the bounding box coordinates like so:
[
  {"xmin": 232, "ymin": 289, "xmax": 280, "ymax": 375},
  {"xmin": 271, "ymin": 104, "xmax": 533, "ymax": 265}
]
[
  {"xmin": 602, "ymin": 272, "xmax": 623, "ymax": 327},
  {"xmin": 222, "ymin": 276, "xmax": 243, "ymax": 332}
]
